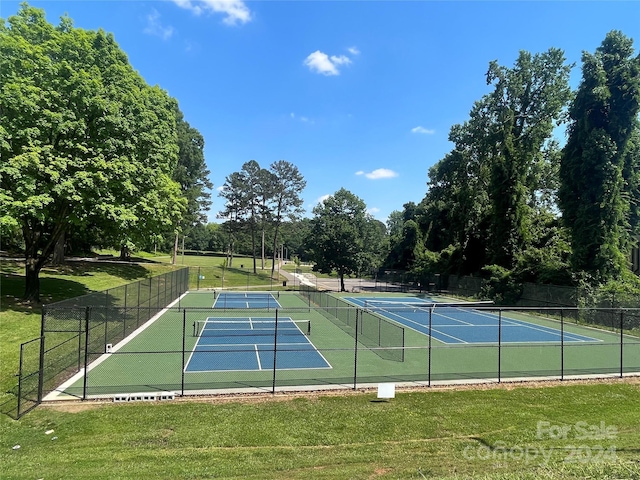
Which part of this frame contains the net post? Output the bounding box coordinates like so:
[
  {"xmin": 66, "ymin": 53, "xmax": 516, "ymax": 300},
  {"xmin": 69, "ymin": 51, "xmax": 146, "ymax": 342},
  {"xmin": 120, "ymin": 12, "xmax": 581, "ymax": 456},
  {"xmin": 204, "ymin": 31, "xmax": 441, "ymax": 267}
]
[
  {"xmin": 497, "ymin": 309, "xmax": 502, "ymax": 384},
  {"xmin": 272, "ymin": 309, "xmax": 279, "ymax": 394}
]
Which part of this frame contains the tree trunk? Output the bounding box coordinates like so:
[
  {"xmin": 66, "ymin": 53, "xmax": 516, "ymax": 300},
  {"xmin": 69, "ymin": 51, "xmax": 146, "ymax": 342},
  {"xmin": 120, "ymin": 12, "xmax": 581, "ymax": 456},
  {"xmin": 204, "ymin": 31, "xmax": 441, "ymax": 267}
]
[
  {"xmin": 172, "ymin": 232, "xmax": 179, "ymax": 265},
  {"xmin": 260, "ymin": 229, "xmax": 265, "ymax": 270},
  {"xmin": 52, "ymin": 231, "xmax": 65, "ymax": 265},
  {"xmin": 339, "ymin": 272, "xmax": 346, "ymax": 292},
  {"xmin": 120, "ymin": 244, "xmax": 131, "ymax": 261},
  {"xmin": 271, "ymin": 223, "xmax": 281, "ymax": 278},
  {"xmin": 24, "ymin": 258, "xmax": 42, "ymax": 302},
  {"xmin": 251, "ymin": 224, "xmax": 257, "ymax": 274}
]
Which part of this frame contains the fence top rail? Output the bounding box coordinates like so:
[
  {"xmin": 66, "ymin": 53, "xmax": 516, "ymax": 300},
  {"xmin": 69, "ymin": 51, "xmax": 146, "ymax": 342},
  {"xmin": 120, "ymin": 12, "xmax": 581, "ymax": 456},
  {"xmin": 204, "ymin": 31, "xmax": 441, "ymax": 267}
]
[
  {"xmin": 43, "ymin": 267, "xmax": 189, "ymax": 309},
  {"xmin": 20, "ymin": 336, "xmax": 43, "ymax": 348}
]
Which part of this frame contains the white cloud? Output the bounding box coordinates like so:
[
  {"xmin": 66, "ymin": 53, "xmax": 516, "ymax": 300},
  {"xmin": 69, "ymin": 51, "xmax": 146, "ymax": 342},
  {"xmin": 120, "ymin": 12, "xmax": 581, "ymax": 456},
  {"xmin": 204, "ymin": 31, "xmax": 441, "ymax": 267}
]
[
  {"xmin": 144, "ymin": 9, "xmax": 174, "ymax": 40},
  {"xmin": 355, "ymin": 170, "xmax": 365, "ymax": 176},
  {"xmin": 368, "ymin": 207, "xmax": 380, "ymax": 215},
  {"xmin": 290, "ymin": 112, "xmax": 312, "ymax": 123},
  {"xmin": 315, "ymin": 194, "xmax": 331, "ymax": 205},
  {"xmin": 172, "ymin": 0, "xmax": 251, "ymax": 25},
  {"xmin": 216, "ymin": 185, "xmax": 225, "ymax": 192},
  {"xmin": 330, "ymin": 55, "xmax": 351, "ymax": 66},
  {"xmin": 304, "ymin": 51, "xmax": 340, "ymax": 76},
  {"xmin": 359, "ymin": 168, "xmax": 399, "ymax": 180},
  {"xmin": 289, "ymin": 112, "xmax": 315, "ymax": 124},
  {"xmin": 304, "ymin": 49, "xmax": 356, "ymax": 76},
  {"xmin": 348, "ymin": 47, "xmax": 361, "ymax": 56},
  {"xmin": 411, "ymin": 126, "xmax": 435, "ymax": 135}
]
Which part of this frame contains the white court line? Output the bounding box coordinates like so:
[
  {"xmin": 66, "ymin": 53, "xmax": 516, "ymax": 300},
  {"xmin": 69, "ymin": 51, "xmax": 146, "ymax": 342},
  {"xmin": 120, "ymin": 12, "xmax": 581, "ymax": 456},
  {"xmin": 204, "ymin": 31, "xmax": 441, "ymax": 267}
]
[
  {"xmin": 499, "ymin": 317, "xmax": 601, "ymax": 342},
  {"xmin": 430, "ymin": 310, "xmax": 474, "ymax": 326},
  {"xmin": 186, "ymin": 317, "xmax": 332, "ymax": 372},
  {"xmin": 255, "ymin": 345, "xmax": 262, "ymax": 370}
]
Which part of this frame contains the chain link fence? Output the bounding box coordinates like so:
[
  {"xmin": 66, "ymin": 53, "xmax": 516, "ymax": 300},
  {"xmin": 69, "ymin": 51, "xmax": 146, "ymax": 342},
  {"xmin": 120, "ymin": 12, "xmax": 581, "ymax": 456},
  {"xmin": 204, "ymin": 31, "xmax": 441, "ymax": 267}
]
[
  {"xmin": 16, "ymin": 268, "xmax": 189, "ymax": 417},
  {"xmin": 21, "ymin": 293, "xmax": 639, "ymax": 406},
  {"xmin": 16, "ymin": 270, "xmax": 640, "ymax": 416}
]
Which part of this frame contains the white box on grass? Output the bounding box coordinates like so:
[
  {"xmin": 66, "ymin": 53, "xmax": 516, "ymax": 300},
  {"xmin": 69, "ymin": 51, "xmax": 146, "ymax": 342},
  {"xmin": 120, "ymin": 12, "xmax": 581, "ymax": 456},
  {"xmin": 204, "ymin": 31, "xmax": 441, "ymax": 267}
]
[{"xmin": 377, "ymin": 383, "xmax": 395, "ymax": 399}]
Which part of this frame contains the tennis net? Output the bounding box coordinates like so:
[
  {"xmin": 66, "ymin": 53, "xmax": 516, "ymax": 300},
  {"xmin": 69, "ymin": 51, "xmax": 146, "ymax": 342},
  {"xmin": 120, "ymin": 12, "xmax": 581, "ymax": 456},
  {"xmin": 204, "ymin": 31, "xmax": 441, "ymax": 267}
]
[
  {"xmin": 193, "ymin": 319, "xmax": 310, "ymax": 337},
  {"xmin": 213, "ymin": 291, "xmax": 280, "ymax": 299},
  {"xmin": 363, "ymin": 299, "xmax": 495, "ymax": 312}
]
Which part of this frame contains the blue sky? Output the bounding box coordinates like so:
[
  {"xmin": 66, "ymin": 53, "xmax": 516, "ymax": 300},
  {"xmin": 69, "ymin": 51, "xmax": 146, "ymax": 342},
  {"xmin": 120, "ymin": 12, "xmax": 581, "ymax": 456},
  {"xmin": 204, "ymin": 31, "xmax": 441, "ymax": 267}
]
[{"xmin": 3, "ymin": 1, "xmax": 640, "ymax": 224}]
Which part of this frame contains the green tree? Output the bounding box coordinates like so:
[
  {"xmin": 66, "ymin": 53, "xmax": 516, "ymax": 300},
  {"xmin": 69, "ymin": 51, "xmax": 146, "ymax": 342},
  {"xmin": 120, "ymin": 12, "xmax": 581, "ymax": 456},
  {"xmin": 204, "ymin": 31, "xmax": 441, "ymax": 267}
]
[
  {"xmin": 413, "ymin": 49, "xmax": 571, "ymax": 277},
  {"xmin": 170, "ymin": 108, "xmax": 212, "ymax": 261},
  {"xmin": 268, "ymin": 160, "xmax": 306, "ymax": 278},
  {"xmin": 218, "ymin": 171, "xmax": 246, "ymax": 266},
  {"xmin": 485, "ymin": 49, "xmax": 572, "ymax": 268},
  {"xmin": 0, "ymin": 5, "xmax": 185, "ymax": 300},
  {"xmin": 623, "ymin": 127, "xmax": 640, "ymax": 240},
  {"xmin": 306, "ymin": 188, "xmax": 378, "ymax": 292},
  {"xmin": 559, "ymin": 30, "xmax": 640, "ymax": 280}
]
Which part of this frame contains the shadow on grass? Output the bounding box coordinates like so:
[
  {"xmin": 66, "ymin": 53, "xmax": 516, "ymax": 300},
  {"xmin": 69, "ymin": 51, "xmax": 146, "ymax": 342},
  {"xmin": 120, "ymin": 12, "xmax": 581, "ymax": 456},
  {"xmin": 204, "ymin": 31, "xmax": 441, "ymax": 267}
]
[{"xmin": 1, "ymin": 260, "xmax": 150, "ymax": 313}]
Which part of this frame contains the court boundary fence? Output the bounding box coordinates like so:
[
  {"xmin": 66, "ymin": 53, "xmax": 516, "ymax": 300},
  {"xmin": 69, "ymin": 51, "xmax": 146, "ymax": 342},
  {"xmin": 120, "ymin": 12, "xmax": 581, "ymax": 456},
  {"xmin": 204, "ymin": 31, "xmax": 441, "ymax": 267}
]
[
  {"xmin": 40, "ymin": 304, "xmax": 640, "ymax": 402},
  {"xmin": 17, "ymin": 290, "xmax": 640, "ymax": 416},
  {"xmin": 16, "ymin": 268, "xmax": 189, "ymax": 418}
]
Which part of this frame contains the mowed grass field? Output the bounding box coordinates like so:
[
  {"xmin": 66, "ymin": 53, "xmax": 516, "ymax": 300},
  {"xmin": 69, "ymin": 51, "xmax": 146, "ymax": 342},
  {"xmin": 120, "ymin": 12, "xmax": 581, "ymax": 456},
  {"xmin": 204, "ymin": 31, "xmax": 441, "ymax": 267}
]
[{"xmin": 1, "ymin": 255, "xmax": 640, "ymax": 479}]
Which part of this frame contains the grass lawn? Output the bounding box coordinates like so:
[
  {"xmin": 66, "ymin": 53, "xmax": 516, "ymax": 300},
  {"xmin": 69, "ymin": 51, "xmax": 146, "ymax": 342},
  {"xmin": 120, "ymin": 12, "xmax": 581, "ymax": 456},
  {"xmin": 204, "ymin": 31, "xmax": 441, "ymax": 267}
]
[
  {"xmin": 2, "ymin": 256, "xmax": 640, "ymax": 479},
  {"xmin": 1, "ymin": 382, "xmax": 639, "ymax": 479}
]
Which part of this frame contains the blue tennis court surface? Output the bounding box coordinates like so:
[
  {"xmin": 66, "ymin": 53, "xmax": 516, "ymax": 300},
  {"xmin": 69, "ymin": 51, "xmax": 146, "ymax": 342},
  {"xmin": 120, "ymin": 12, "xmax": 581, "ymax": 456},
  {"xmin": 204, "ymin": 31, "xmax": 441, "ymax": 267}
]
[
  {"xmin": 185, "ymin": 317, "xmax": 331, "ymax": 372},
  {"xmin": 213, "ymin": 292, "xmax": 281, "ymax": 309},
  {"xmin": 344, "ymin": 297, "xmax": 601, "ymax": 345}
]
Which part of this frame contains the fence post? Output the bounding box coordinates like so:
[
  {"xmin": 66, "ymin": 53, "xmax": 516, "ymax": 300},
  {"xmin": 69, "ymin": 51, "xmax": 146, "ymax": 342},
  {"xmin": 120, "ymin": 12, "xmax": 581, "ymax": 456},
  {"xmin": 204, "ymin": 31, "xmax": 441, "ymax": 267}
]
[
  {"xmin": 83, "ymin": 306, "xmax": 91, "ymax": 400},
  {"xmin": 123, "ymin": 284, "xmax": 128, "ymax": 339},
  {"xmin": 182, "ymin": 308, "xmax": 187, "ymax": 396},
  {"xmin": 620, "ymin": 310, "xmax": 624, "ymax": 378},
  {"xmin": 498, "ymin": 310, "xmax": 502, "ymax": 384},
  {"xmin": 354, "ymin": 309, "xmax": 359, "ymax": 390},
  {"xmin": 104, "ymin": 289, "xmax": 109, "ymax": 348},
  {"xmin": 428, "ymin": 307, "xmax": 432, "ymax": 387},
  {"xmin": 17, "ymin": 343, "xmax": 25, "ymax": 417},
  {"xmin": 137, "ymin": 281, "xmax": 141, "ymax": 327},
  {"xmin": 38, "ymin": 307, "xmax": 46, "ymax": 402},
  {"xmin": 272, "ymin": 309, "xmax": 279, "ymax": 394},
  {"xmin": 560, "ymin": 309, "xmax": 564, "ymax": 381}
]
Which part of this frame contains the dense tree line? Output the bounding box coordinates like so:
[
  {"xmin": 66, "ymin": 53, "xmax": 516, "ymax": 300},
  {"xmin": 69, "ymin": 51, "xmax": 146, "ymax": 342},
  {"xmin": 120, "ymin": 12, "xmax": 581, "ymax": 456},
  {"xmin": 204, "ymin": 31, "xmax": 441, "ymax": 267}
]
[
  {"xmin": 385, "ymin": 31, "xmax": 640, "ymax": 295},
  {"xmin": 0, "ymin": 5, "xmax": 211, "ymax": 300}
]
